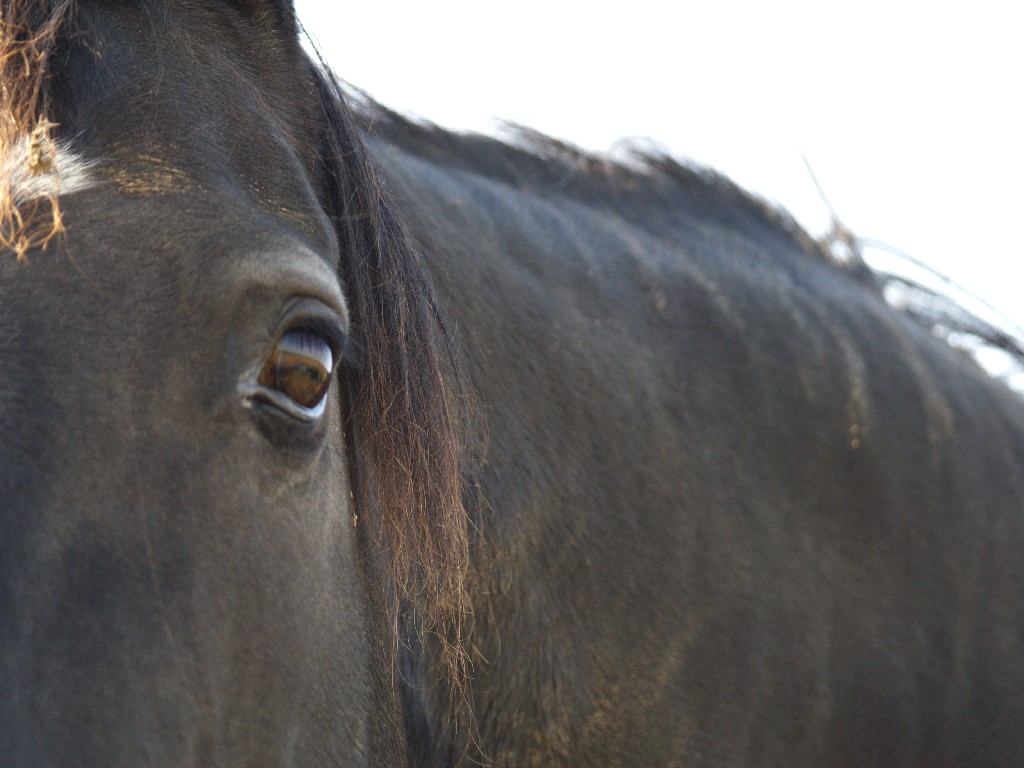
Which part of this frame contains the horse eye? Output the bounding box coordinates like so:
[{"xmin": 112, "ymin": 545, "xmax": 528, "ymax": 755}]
[{"xmin": 258, "ymin": 329, "xmax": 335, "ymax": 411}]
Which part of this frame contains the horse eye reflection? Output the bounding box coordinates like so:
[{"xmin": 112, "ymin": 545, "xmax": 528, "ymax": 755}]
[{"xmin": 258, "ymin": 330, "xmax": 334, "ymax": 409}]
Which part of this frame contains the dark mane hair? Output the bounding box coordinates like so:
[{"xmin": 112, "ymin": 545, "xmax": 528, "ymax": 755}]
[
  {"xmin": 304, "ymin": 65, "xmax": 475, "ymax": 701},
  {"xmin": 0, "ymin": 0, "xmax": 74, "ymax": 259},
  {"xmin": 352, "ymin": 100, "xmax": 1024, "ymax": 391},
  {"xmin": 351, "ymin": 99, "xmax": 828, "ymax": 265}
]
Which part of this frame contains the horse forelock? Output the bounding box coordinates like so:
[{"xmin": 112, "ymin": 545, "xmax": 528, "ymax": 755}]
[
  {"xmin": 2, "ymin": 132, "xmax": 95, "ymax": 199},
  {"xmin": 0, "ymin": 0, "xmax": 84, "ymax": 259}
]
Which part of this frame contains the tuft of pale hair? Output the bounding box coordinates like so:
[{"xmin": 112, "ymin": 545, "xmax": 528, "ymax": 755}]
[{"xmin": 1, "ymin": 1, "xmax": 75, "ymax": 260}]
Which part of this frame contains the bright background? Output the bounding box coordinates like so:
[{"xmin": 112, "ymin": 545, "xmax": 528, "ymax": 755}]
[{"xmin": 294, "ymin": 0, "xmax": 1022, "ymax": 383}]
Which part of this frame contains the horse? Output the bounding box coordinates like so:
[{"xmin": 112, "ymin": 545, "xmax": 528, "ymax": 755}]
[{"xmin": 2, "ymin": 2, "xmax": 1023, "ymax": 766}]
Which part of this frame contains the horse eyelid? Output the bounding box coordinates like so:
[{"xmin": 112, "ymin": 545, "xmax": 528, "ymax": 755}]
[{"xmin": 238, "ymin": 376, "xmax": 330, "ymax": 423}]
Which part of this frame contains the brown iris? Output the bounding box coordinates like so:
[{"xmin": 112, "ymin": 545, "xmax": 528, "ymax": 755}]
[{"xmin": 258, "ymin": 329, "xmax": 334, "ymax": 410}]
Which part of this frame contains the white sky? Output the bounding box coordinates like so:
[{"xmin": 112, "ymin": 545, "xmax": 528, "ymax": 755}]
[{"xmin": 294, "ymin": 0, "xmax": 1022, "ymax": 348}]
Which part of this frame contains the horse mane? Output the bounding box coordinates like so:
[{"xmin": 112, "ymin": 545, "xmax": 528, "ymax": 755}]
[
  {"xmin": 352, "ymin": 99, "xmax": 1024, "ymax": 392},
  {"xmin": 352, "ymin": 97, "xmax": 830, "ymax": 266},
  {"xmin": 304, "ymin": 64, "xmax": 476, "ymax": 708},
  {"xmin": 0, "ymin": 0, "xmax": 74, "ymax": 259}
]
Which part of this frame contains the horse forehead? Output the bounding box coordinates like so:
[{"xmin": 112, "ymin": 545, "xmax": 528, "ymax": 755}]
[
  {"xmin": 23, "ymin": 2, "xmax": 338, "ymax": 260},
  {"xmin": 76, "ymin": 1, "xmax": 307, "ymax": 110},
  {"xmin": 0, "ymin": 10, "xmax": 316, "ymax": 261}
]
